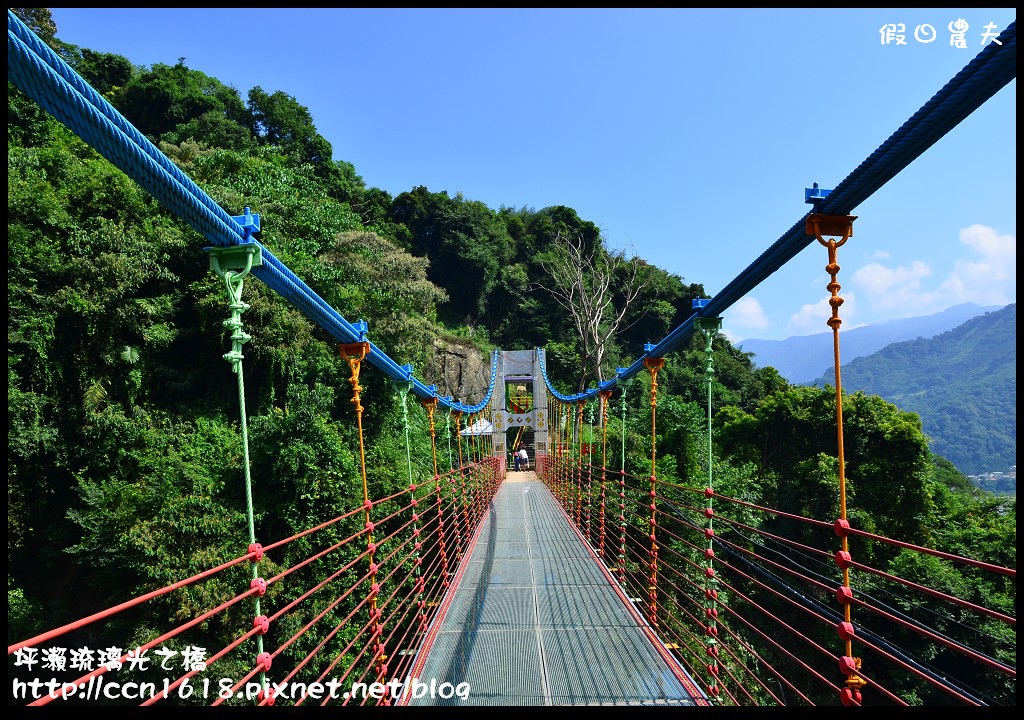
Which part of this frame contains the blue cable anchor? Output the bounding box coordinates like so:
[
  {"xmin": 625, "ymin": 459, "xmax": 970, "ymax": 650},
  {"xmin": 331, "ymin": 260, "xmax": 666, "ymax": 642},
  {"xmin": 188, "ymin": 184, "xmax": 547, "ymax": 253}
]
[
  {"xmin": 232, "ymin": 207, "xmax": 261, "ymax": 242},
  {"xmin": 805, "ymin": 183, "xmax": 832, "ymax": 213}
]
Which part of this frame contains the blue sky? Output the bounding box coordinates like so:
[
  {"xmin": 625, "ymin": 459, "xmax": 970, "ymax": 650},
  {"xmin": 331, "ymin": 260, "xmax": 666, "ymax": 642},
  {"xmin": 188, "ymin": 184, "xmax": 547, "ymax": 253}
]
[{"xmin": 48, "ymin": 8, "xmax": 1016, "ymax": 343}]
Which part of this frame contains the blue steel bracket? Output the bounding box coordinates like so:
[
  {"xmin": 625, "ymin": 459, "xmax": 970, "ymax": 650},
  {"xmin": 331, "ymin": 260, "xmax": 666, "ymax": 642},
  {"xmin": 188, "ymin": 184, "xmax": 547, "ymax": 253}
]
[
  {"xmin": 231, "ymin": 207, "xmax": 261, "ymax": 240},
  {"xmin": 353, "ymin": 319, "xmax": 369, "ymax": 342},
  {"xmin": 805, "ymin": 183, "xmax": 832, "ymax": 213}
]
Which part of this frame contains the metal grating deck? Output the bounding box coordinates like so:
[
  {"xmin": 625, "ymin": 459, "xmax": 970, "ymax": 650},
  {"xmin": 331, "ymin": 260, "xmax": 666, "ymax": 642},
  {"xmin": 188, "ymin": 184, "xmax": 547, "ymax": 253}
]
[{"xmin": 403, "ymin": 475, "xmax": 709, "ymax": 706}]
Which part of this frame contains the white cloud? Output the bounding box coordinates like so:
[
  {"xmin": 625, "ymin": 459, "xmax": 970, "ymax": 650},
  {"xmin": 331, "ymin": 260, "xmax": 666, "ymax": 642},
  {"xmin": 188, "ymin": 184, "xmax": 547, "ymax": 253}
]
[
  {"xmin": 924, "ymin": 224, "xmax": 1016, "ymax": 307},
  {"xmin": 724, "ymin": 296, "xmax": 770, "ymax": 331},
  {"xmin": 959, "ymin": 223, "xmax": 1015, "ymax": 260},
  {"xmin": 721, "ymin": 297, "xmax": 772, "ymax": 343},
  {"xmin": 849, "ymin": 225, "xmax": 1015, "ymax": 316},
  {"xmin": 726, "ymin": 225, "xmax": 1012, "ymax": 342},
  {"xmin": 786, "ymin": 293, "xmax": 859, "ymax": 337},
  {"xmin": 850, "ymin": 260, "xmax": 931, "ymax": 309}
]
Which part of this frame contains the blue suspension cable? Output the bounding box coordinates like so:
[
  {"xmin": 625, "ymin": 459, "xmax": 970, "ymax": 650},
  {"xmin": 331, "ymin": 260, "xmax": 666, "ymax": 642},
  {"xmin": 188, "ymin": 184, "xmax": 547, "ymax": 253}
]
[
  {"xmin": 7, "ymin": 9, "xmax": 499, "ymax": 414},
  {"xmin": 539, "ymin": 21, "xmax": 1015, "ymax": 403},
  {"xmin": 9, "ymin": 11, "xmax": 1012, "ymax": 409}
]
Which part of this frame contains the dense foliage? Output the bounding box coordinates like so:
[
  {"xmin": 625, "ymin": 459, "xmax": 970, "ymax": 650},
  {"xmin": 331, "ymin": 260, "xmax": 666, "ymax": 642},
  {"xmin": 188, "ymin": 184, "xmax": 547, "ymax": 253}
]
[{"xmin": 7, "ymin": 8, "xmax": 1014, "ymax": 706}]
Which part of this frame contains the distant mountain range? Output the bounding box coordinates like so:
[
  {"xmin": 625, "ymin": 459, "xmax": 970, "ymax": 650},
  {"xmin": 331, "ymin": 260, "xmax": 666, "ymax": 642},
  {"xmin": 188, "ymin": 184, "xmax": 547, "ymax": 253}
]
[
  {"xmin": 736, "ymin": 303, "xmax": 1002, "ymax": 384},
  {"xmin": 805, "ymin": 304, "xmax": 1015, "ymax": 477}
]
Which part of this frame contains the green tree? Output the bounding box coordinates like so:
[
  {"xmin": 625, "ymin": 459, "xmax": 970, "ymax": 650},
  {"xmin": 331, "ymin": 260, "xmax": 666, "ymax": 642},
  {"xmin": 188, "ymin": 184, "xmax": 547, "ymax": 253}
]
[
  {"xmin": 317, "ymin": 230, "xmax": 449, "ymax": 366},
  {"xmin": 616, "ymin": 263, "xmax": 700, "ymax": 352},
  {"xmin": 112, "ymin": 59, "xmax": 249, "ymax": 142},
  {"xmin": 717, "ymin": 386, "xmax": 933, "ymax": 558},
  {"xmin": 390, "ymin": 187, "xmax": 513, "ymax": 326},
  {"xmin": 74, "ymin": 49, "xmax": 135, "ymax": 95},
  {"xmin": 10, "ymin": 7, "xmax": 57, "ymax": 47},
  {"xmin": 247, "ymin": 85, "xmax": 336, "ymax": 179}
]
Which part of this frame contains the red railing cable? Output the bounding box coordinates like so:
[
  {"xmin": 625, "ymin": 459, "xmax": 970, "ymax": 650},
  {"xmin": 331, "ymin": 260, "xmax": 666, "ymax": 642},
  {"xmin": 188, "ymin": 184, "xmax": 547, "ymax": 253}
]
[
  {"xmin": 8, "ymin": 550, "xmax": 256, "ymax": 654},
  {"xmin": 848, "ymin": 596, "xmax": 1016, "ymax": 677},
  {"xmin": 145, "ymin": 624, "xmax": 264, "ymax": 706},
  {"xmin": 26, "ymin": 585, "xmax": 260, "ymax": 707},
  {"xmin": 852, "ymin": 635, "xmax": 977, "ymax": 706}
]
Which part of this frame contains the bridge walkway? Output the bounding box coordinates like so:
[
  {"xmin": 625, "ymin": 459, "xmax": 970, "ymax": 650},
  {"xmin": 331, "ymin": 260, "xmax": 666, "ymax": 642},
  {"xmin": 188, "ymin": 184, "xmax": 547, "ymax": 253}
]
[{"xmin": 404, "ymin": 471, "xmax": 709, "ymax": 706}]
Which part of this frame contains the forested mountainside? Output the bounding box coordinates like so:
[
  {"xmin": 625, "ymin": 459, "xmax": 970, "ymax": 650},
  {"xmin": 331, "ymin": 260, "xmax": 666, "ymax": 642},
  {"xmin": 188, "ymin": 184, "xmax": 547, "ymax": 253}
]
[
  {"xmin": 738, "ymin": 303, "xmax": 1001, "ymax": 384},
  {"xmin": 810, "ymin": 304, "xmax": 1015, "ymax": 477}
]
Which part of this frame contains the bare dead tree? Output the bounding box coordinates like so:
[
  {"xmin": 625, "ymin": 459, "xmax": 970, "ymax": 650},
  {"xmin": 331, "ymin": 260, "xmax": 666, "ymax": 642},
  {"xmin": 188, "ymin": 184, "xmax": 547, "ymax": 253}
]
[{"xmin": 536, "ymin": 231, "xmax": 647, "ymax": 392}]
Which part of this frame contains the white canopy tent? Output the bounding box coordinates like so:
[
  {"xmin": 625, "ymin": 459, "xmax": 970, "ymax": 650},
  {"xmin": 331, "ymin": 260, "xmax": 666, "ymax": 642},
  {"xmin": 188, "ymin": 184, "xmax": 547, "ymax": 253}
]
[{"xmin": 459, "ymin": 417, "xmax": 494, "ymax": 436}]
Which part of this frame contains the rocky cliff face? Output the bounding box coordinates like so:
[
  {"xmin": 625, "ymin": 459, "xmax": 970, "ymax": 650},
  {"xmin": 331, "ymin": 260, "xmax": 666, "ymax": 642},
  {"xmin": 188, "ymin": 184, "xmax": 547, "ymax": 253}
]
[{"xmin": 423, "ymin": 337, "xmax": 491, "ymax": 405}]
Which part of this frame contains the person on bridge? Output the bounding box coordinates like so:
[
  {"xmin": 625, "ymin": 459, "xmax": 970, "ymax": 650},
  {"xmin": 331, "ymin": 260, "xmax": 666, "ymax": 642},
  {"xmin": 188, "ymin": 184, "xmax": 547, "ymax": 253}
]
[
  {"xmin": 513, "ymin": 445, "xmax": 522, "ymax": 471},
  {"xmin": 518, "ymin": 446, "xmax": 530, "ymax": 472}
]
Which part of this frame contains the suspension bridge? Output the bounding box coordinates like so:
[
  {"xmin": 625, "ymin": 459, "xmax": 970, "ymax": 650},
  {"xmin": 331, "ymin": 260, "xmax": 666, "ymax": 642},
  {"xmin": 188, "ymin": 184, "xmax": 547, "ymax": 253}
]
[{"xmin": 6, "ymin": 11, "xmax": 1016, "ymax": 707}]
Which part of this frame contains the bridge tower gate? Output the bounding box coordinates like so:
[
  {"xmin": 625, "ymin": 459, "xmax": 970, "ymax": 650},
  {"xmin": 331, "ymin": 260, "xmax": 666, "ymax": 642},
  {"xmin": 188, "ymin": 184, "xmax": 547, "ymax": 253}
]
[{"xmin": 492, "ymin": 349, "xmax": 548, "ymax": 464}]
